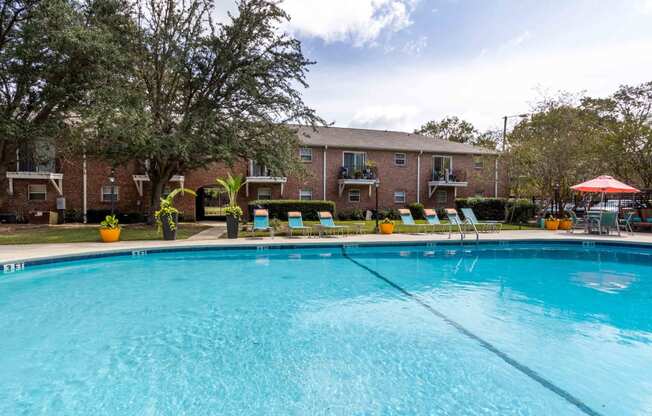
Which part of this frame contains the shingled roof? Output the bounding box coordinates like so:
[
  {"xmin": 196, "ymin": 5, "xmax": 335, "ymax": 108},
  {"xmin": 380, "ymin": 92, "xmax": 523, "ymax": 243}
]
[{"xmin": 294, "ymin": 125, "xmax": 498, "ymax": 155}]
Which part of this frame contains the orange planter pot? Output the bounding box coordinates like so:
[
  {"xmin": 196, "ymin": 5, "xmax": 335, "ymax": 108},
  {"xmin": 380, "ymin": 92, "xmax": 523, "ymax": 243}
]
[
  {"xmin": 99, "ymin": 228, "xmax": 121, "ymax": 243},
  {"xmin": 380, "ymin": 223, "xmax": 394, "ymax": 234},
  {"xmin": 544, "ymin": 219, "xmax": 560, "ymax": 231},
  {"xmin": 558, "ymin": 219, "xmax": 573, "ymax": 230}
]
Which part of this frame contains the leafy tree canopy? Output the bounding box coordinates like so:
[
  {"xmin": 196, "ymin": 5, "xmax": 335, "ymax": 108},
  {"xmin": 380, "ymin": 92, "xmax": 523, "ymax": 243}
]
[
  {"xmin": 78, "ymin": 0, "xmax": 324, "ymax": 212},
  {"xmin": 415, "ymin": 116, "xmax": 498, "ymax": 149},
  {"xmin": 0, "ymin": 0, "xmax": 127, "ymax": 203}
]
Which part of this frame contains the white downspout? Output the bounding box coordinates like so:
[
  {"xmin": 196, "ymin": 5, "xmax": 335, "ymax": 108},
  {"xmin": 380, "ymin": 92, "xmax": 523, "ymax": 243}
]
[
  {"xmin": 494, "ymin": 156, "xmax": 499, "ymax": 197},
  {"xmin": 82, "ymin": 152, "xmax": 88, "ymax": 223},
  {"xmin": 323, "ymin": 145, "xmax": 327, "ymax": 200},
  {"xmin": 416, "ymin": 151, "xmax": 422, "ymax": 204}
]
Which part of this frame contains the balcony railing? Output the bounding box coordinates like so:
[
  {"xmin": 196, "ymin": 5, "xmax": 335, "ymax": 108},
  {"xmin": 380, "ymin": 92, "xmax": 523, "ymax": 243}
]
[
  {"xmin": 338, "ymin": 165, "xmax": 377, "ymax": 180},
  {"xmin": 431, "ymin": 169, "xmax": 466, "ymax": 183}
]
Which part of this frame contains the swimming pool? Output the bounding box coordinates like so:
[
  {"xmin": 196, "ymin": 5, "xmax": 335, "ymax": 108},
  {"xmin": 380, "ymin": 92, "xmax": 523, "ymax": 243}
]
[{"xmin": 1, "ymin": 242, "xmax": 651, "ymax": 415}]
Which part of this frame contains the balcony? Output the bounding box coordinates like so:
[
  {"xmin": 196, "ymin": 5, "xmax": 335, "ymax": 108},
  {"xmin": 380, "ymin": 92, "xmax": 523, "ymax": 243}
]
[
  {"xmin": 428, "ymin": 169, "xmax": 468, "ymax": 198},
  {"xmin": 337, "ymin": 165, "xmax": 378, "ymax": 196},
  {"xmin": 245, "ymin": 163, "xmax": 287, "ymax": 197},
  {"xmin": 132, "ymin": 174, "xmax": 186, "ymax": 197},
  {"xmin": 6, "ymin": 157, "xmax": 63, "ymax": 196}
]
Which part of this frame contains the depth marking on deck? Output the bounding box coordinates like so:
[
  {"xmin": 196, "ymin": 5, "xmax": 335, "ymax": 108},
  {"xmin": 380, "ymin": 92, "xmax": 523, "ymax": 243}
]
[{"xmin": 341, "ymin": 248, "xmax": 604, "ymax": 416}]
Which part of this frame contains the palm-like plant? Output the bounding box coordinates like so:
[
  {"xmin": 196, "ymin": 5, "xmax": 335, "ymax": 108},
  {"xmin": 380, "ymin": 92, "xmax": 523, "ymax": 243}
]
[
  {"xmin": 155, "ymin": 187, "xmax": 197, "ymax": 233},
  {"xmin": 216, "ymin": 174, "xmax": 246, "ymax": 208}
]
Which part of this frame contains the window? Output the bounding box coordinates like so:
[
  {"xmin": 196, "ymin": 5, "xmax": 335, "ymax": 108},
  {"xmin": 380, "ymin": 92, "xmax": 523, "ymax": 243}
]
[
  {"xmin": 250, "ymin": 161, "xmax": 270, "ymax": 177},
  {"xmin": 433, "ymin": 155, "xmax": 453, "ymax": 180},
  {"xmin": 299, "ymin": 147, "xmax": 313, "ymax": 162},
  {"xmin": 299, "ymin": 189, "xmax": 313, "ymax": 200},
  {"xmin": 101, "ymin": 185, "xmax": 119, "ymax": 202},
  {"xmin": 28, "ymin": 184, "xmax": 47, "ymax": 201},
  {"xmin": 394, "ymin": 153, "xmax": 407, "ymax": 166},
  {"xmin": 394, "ymin": 191, "xmax": 406, "ymax": 204},
  {"xmin": 348, "ymin": 189, "xmax": 361, "ymax": 203},
  {"xmin": 343, "ymin": 151, "xmax": 366, "ymax": 173},
  {"xmin": 473, "ymin": 156, "xmax": 484, "ymax": 170},
  {"xmin": 257, "ymin": 188, "xmax": 272, "ymax": 200},
  {"xmin": 436, "ymin": 190, "xmax": 448, "ymax": 204}
]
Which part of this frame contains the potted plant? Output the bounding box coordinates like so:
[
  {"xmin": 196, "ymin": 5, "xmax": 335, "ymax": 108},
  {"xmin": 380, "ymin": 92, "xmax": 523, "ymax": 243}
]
[
  {"xmin": 224, "ymin": 205, "xmax": 243, "ymax": 239},
  {"xmin": 154, "ymin": 188, "xmax": 196, "ymax": 240},
  {"xmin": 544, "ymin": 216, "xmax": 560, "ymax": 230},
  {"xmin": 99, "ymin": 214, "xmax": 121, "ymax": 242},
  {"xmin": 379, "ymin": 218, "xmax": 394, "ymax": 234},
  {"xmin": 558, "ymin": 214, "xmax": 573, "ymax": 230},
  {"xmin": 216, "ymin": 174, "xmax": 246, "ymax": 239}
]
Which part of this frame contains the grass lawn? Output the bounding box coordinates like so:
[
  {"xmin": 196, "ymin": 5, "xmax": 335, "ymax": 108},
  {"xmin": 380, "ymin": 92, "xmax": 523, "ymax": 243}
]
[
  {"xmin": 0, "ymin": 224, "xmax": 210, "ymax": 245},
  {"xmin": 235, "ymin": 220, "xmax": 537, "ymax": 238}
]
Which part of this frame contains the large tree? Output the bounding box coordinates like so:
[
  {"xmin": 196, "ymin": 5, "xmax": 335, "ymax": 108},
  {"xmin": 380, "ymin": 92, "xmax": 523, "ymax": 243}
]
[
  {"xmin": 80, "ymin": 0, "xmax": 323, "ymax": 214},
  {"xmin": 582, "ymin": 81, "xmax": 652, "ymax": 188},
  {"xmin": 0, "ymin": 0, "xmax": 127, "ymax": 205},
  {"xmin": 415, "ymin": 116, "xmax": 498, "ymax": 149},
  {"xmin": 507, "ymin": 96, "xmax": 605, "ymax": 202},
  {"xmin": 416, "ymin": 116, "xmax": 479, "ymax": 144}
]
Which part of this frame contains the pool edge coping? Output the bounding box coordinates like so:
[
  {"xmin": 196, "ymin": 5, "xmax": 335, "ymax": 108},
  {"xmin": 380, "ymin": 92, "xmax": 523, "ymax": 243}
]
[{"xmin": 3, "ymin": 236, "xmax": 652, "ymax": 269}]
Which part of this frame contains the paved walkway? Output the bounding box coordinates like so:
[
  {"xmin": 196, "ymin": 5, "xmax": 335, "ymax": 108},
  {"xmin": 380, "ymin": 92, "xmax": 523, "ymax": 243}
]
[
  {"xmin": 187, "ymin": 222, "xmax": 226, "ymax": 240},
  {"xmin": 2, "ymin": 230, "xmax": 652, "ymax": 265}
]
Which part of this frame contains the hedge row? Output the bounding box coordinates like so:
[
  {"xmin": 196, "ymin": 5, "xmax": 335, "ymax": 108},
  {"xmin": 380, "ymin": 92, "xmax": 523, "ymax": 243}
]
[
  {"xmin": 248, "ymin": 200, "xmax": 336, "ymax": 220},
  {"xmin": 454, "ymin": 197, "xmax": 535, "ymax": 223}
]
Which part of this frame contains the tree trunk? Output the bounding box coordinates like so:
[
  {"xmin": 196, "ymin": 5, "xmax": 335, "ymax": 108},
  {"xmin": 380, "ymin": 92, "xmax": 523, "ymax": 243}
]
[{"xmin": 148, "ymin": 177, "xmax": 165, "ymax": 225}]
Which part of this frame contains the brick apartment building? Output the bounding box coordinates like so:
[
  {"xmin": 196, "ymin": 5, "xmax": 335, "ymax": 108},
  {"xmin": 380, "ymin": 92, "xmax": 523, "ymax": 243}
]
[{"xmin": 1, "ymin": 126, "xmax": 507, "ymax": 223}]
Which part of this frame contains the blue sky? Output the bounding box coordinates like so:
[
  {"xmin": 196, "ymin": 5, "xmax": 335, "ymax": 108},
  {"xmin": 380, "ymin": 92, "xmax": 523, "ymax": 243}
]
[{"xmin": 217, "ymin": 0, "xmax": 652, "ymax": 132}]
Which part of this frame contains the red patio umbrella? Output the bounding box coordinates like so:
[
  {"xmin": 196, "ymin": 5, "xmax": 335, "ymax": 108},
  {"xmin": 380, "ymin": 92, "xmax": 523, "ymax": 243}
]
[
  {"xmin": 571, "ymin": 176, "xmax": 640, "ymax": 194},
  {"xmin": 571, "ymin": 175, "xmax": 640, "ymax": 207}
]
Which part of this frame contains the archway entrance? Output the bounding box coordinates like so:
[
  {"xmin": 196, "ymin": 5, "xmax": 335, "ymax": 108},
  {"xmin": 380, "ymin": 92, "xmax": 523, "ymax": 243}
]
[{"xmin": 195, "ymin": 186, "xmax": 228, "ymax": 221}]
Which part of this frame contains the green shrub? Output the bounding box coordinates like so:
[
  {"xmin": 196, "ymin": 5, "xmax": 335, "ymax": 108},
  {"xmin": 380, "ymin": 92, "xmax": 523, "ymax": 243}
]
[
  {"xmin": 337, "ymin": 208, "xmax": 365, "ymax": 221},
  {"xmin": 248, "ymin": 200, "xmax": 336, "ymax": 220},
  {"xmin": 455, "ymin": 197, "xmax": 535, "ymax": 223},
  {"xmin": 407, "ymin": 202, "xmax": 425, "ymax": 220},
  {"xmin": 455, "ymin": 197, "xmax": 506, "ymax": 221},
  {"xmin": 378, "ymin": 208, "xmax": 400, "ymax": 220},
  {"xmin": 506, "ymin": 198, "xmax": 536, "ymax": 224}
]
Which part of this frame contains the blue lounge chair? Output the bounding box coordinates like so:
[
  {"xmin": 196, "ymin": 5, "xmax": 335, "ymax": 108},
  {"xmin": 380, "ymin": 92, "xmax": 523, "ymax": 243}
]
[
  {"xmin": 398, "ymin": 209, "xmax": 423, "ymax": 233},
  {"xmin": 461, "ymin": 208, "xmax": 501, "ymax": 233},
  {"xmin": 287, "ymin": 211, "xmax": 311, "ymax": 237},
  {"xmin": 252, "ymin": 209, "xmax": 273, "ymax": 236},
  {"xmin": 424, "ymin": 209, "xmax": 446, "ymax": 233},
  {"xmin": 317, "ymin": 211, "xmax": 348, "ymax": 236}
]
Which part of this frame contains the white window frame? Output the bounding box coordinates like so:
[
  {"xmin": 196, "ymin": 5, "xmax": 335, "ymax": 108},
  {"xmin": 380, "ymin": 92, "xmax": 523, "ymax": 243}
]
[
  {"xmin": 299, "ymin": 188, "xmax": 313, "ymax": 200},
  {"xmin": 342, "ymin": 151, "xmax": 367, "ymax": 171},
  {"xmin": 27, "ymin": 184, "xmax": 47, "ymax": 201},
  {"xmin": 348, "ymin": 189, "xmax": 361, "ymax": 203},
  {"xmin": 394, "ymin": 191, "xmax": 406, "ymax": 204},
  {"xmin": 257, "ymin": 187, "xmax": 272, "ymax": 200},
  {"xmin": 101, "ymin": 185, "xmax": 119, "ymax": 202},
  {"xmin": 473, "ymin": 156, "xmax": 484, "ymax": 170},
  {"xmin": 433, "ymin": 155, "xmax": 453, "ymax": 173},
  {"xmin": 299, "ymin": 147, "xmax": 313, "ymax": 162},
  {"xmin": 436, "ymin": 190, "xmax": 448, "ymax": 204},
  {"xmin": 394, "ymin": 153, "xmax": 407, "ymax": 166}
]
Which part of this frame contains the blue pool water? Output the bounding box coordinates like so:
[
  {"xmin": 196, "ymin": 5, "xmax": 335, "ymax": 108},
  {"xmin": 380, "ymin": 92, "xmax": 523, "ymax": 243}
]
[{"xmin": 1, "ymin": 242, "xmax": 652, "ymax": 415}]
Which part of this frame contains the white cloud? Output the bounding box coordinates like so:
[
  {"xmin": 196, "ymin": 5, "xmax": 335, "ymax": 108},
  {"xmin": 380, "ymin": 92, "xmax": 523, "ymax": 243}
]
[
  {"xmin": 401, "ymin": 35, "xmax": 428, "ymax": 55},
  {"xmin": 640, "ymin": 0, "xmax": 652, "ymax": 14},
  {"xmin": 280, "ymin": 0, "xmax": 419, "ymax": 46},
  {"xmin": 502, "ymin": 31, "xmax": 532, "ymax": 49},
  {"xmin": 304, "ymin": 39, "xmax": 652, "ymax": 132},
  {"xmin": 350, "ymin": 105, "xmax": 421, "ymax": 131}
]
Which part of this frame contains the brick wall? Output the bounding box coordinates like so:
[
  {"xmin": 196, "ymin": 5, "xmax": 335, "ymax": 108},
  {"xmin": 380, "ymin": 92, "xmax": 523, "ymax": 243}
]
[{"xmin": 1, "ymin": 146, "xmax": 508, "ymax": 222}]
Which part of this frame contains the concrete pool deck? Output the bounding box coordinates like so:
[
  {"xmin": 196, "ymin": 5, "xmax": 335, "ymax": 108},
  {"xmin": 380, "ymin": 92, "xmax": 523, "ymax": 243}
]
[{"xmin": 2, "ymin": 229, "xmax": 652, "ymax": 265}]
